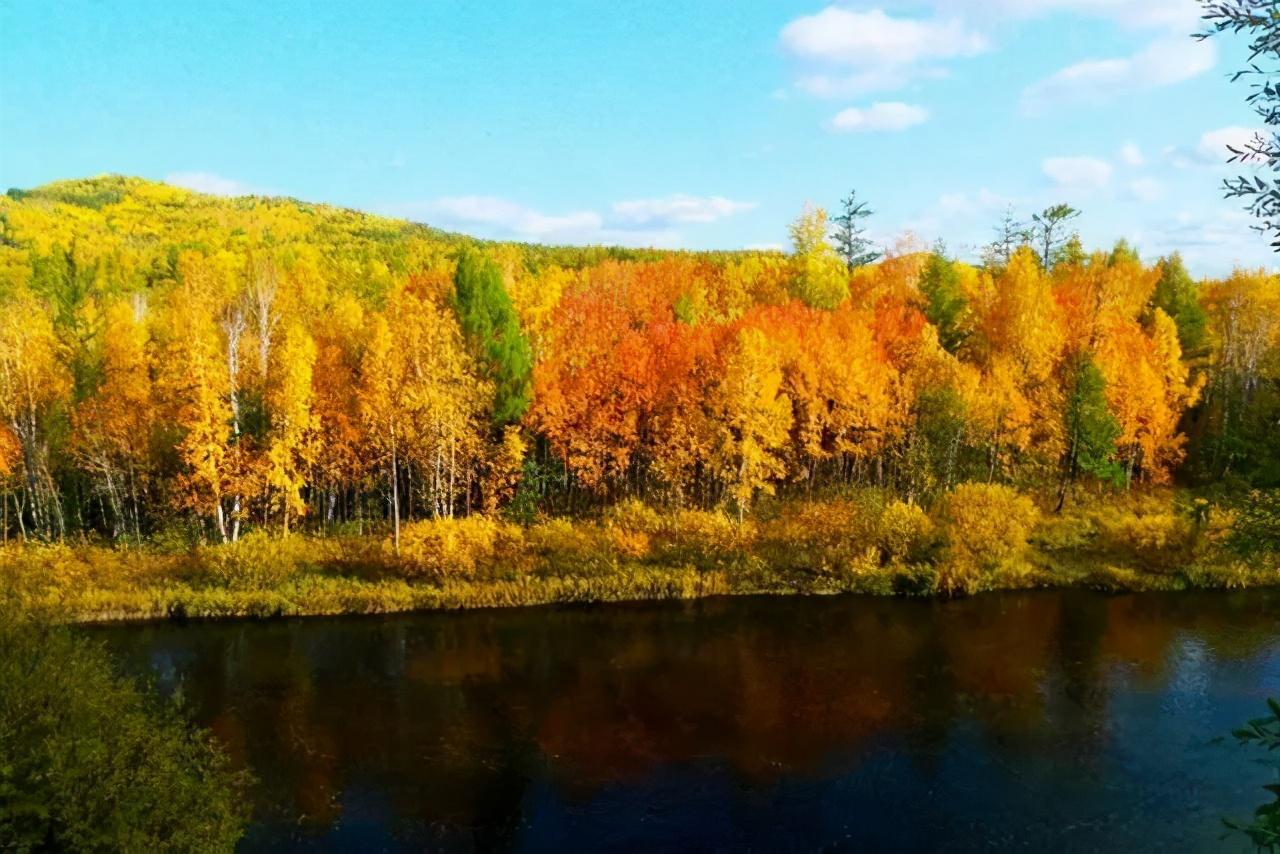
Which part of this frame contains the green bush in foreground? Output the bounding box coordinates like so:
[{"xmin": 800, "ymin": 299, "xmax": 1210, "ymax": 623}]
[{"xmin": 0, "ymin": 609, "xmax": 248, "ymax": 852}]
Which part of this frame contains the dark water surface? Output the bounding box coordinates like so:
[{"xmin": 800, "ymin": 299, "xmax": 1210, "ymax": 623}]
[{"xmin": 91, "ymin": 590, "xmax": 1280, "ymax": 852}]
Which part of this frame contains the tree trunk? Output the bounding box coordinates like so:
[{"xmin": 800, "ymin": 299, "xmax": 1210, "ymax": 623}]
[{"xmin": 390, "ymin": 431, "xmax": 400, "ymax": 553}]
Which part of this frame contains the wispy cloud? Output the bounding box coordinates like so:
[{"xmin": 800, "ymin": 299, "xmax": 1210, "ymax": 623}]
[
  {"xmin": 1128, "ymin": 178, "xmax": 1165, "ymax": 202},
  {"xmin": 611, "ymin": 194, "xmax": 756, "ymax": 226},
  {"xmin": 1043, "ymin": 156, "xmax": 1113, "ymax": 192},
  {"xmin": 1120, "ymin": 143, "xmax": 1145, "ymax": 167},
  {"xmin": 829, "ymin": 102, "xmax": 929, "ymax": 133},
  {"xmin": 411, "ymin": 196, "xmax": 605, "ymax": 241},
  {"xmin": 166, "ymin": 171, "xmax": 264, "ymax": 196},
  {"xmin": 1132, "ymin": 207, "xmax": 1276, "ymax": 275},
  {"xmin": 931, "ymin": 0, "xmax": 1202, "ymax": 31},
  {"xmin": 385, "ymin": 192, "xmax": 754, "ymax": 247},
  {"xmin": 1021, "ymin": 37, "xmax": 1215, "ymax": 113}
]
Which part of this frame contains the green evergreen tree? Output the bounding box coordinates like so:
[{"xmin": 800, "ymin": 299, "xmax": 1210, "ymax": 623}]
[
  {"xmin": 1056, "ymin": 354, "xmax": 1123, "ymax": 511},
  {"xmin": 1150, "ymin": 254, "xmax": 1207, "ymax": 355},
  {"xmin": 919, "ymin": 246, "xmax": 968, "ymax": 354},
  {"xmin": 453, "ymin": 249, "xmax": 533, "ymax": 425},
  {"xmin": 830, "ymin": 190, "xmax": 881, "ymax": 271}
]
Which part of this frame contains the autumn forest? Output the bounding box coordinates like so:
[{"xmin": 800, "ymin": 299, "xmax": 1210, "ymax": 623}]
[{"xmin": 0, "ymin": 175, "xmax": 1277, "ymax": 618}]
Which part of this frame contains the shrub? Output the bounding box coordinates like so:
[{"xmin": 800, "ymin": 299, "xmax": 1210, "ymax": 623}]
[
  {"xmin": 0, "ymin": 608, "xmax": 248, "ymax": 850},
  {"xmin": 1096, "ymin": 508, "xmax": 1194, "ymax": 571},
  {"xmin": 657, "ymin": 508, "xmax": 749, "ymax": 571},
  {"xmin": 603, "ymin": 499, "xmax": 665, "ymax": 536},
  {"xmin": 876, "ymin": 500, "xmax": 936, "ymax": 565},
  {"xmin": 395, "ymin": 516, "xmax": 519, "ymax": 582},
  {"xmin": 756, "ymin": 498, "xmax": 880, "ymax": 577},
  {"xmin": 195, "ymin": 530, "xmax": 314, "ymax": 590},
  {"xmin": 1031, "ymin": 511, "xmax": 1097, "ymax": 552},
  {"xmin": 1230, "ymin": 490, "xmax": 1280, "ymax": 557},
  {"xmin": 938, "ymin": 483, "xmax": 1039, "ymax": 594},
  {"xmin": 526, "ymin": 518, "xmax": 618, "ymax": 578}
]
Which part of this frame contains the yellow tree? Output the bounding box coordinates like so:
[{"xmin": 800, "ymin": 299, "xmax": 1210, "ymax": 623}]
[
  {"xmin": 0, "ymin": 424, "xmax": 19, "ymax": 542},
  {"xmin": 359, "ymin": 281, "xmax": 490, "ymax": 547},
  {"xmin": 72, "ymin": 297, "xmax": 155, "ymax": 541},
  {"xmin": 161, "ymin": 255, "xmax": 236, "ymax": 541},
  {"xmin": 0, "ymin": 290, "xmax": 71, "ymax": 538},
  {"xmin": 266, "ymin": 323, "xmax": 318, "ymax": 535},
  {"xmin": 395, "ymin": 280, "xmax": 490, "ymax": 519},
  {"xmin": 310, "ymin": 294, "xmax": 368, "ymax": 528},
  {"xmin": 973, "ymin": 246, "xmax": 1066, "ymax": 466},
  {"xmin": 359, "ymin": 312, "xmax": 408, "ymax": 551},
  {"xmin": 787, "ymin": 204, "xmax": 849, "ymax": 310},
  {"xmin": 1096, "ymin": 311, "xmax": 1198, "ymax": 483},
  {"xmin": 710, "ymin": 327, "xmax": 793, "ymax": 521}
]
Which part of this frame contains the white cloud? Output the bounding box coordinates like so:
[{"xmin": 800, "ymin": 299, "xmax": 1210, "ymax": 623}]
[
  {"xmin": 1128, "ymin": 178, "xmax": 1165, "ymax": 202},
  {"xmin": 1133, "ymin": 207, "xmax": 1276, "ymax": 276},
  {"xmin": 898, "ymin": 188, "xmax": 1017, "ymax": 255},
  {"xmin": 611, "ymin": 194, "xmax": 756, "ymax": 226},
  {"xmin": 795, "ymin": 67, "xmax": 947, "ymax": 99},
  {"xmin": 1197, "ymin": 126, "xmax": 1265, "ymax": 164},
  {"xmin": 780, "ymin": 7, "xmax": 986, "ymax": 97},
  {"xmin": 386, "ymin": 193, "xmax": 753, "ymax": 247},
  {"xmin": 829, "ymin": 102, "xmax": 929, "ymax": 133},
  {"xmin": 780, "ymin": 7, "xmax": 988, "ymax": 67},
  {"xmin": 1043, "ymin": 156, "xmax": 1114, "ymax": 191},
  {"xmin": 1121, "ymin": 143, "xmax": 1145, "ymax": 167},
  {"xmin": 166, "ymin": 171, "xmax": 262, "ymax": 196},
  {"xmin": 1021, "ymin": 37, "xmax": 1216, "ymax": 112},
  {"xmin": 417, "ymin": 196, "xmax": 604, "ymax": 241},
  {"xmin": 931, "ymin": 0, "xmax": 1201, "ymax": 31},
  {"xmin": 936, "ymin": 188, "xmax": 1011, "ymax": 216}
]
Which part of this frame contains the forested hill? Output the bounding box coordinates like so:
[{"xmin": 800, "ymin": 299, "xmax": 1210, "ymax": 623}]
[
  {"xmin": 0, "ymin": 175, "xmax": 740, "ymax": 291},
  {"xmin": 0, "ymin": 174, "xmax": 1276, "ymax": 553}
]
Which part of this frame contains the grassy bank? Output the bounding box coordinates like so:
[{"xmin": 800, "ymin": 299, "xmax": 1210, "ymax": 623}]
[{"xmin": 3, "ymin": 488, "xmax": 1277, "ymax": 624}]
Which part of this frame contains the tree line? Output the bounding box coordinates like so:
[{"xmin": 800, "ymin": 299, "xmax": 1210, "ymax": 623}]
[{"xmin": 0, "ymin": 176, "xmax": 1276, "ymax": 546}]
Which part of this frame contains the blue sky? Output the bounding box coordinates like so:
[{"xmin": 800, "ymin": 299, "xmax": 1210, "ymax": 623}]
[{"xmin": 0, "ymin": 0, "xmax": 1268, "ymax": 275}]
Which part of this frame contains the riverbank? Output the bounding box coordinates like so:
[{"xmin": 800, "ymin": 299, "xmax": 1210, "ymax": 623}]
[{"xmin": 4, "ymin": 488, "xmax": 1277, "ymax": 623}]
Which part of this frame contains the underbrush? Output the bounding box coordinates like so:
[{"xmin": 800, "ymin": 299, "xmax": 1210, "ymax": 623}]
[{"xmin": 1, "ymin": 487, "xmax": 1276, "ymax": 623}]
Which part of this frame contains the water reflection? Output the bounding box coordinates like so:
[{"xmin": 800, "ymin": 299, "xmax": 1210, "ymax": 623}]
[{"xmin": 93, "ymin": 590, "xmax": 1280, "ymax": 852}]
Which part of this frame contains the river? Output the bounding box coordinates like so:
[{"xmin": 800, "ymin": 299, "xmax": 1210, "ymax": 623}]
[{"xmin": 91, "ymin": 590, "xmax": 1280, "ymax": 852}]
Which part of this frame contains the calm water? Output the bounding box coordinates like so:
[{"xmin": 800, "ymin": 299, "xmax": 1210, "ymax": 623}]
[{"xmin": 91, "ymin": 590, "xmax": 1280, "ymax": 852}]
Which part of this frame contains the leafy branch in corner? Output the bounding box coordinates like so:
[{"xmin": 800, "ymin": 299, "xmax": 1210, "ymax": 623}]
[
  {"xmin": 1198, "ymin": 1, "xmax": 1280, "ymax": 249},
  {"xmin": 1222, "ymin": 698, "xmax": 1280, "ymax": 852}
]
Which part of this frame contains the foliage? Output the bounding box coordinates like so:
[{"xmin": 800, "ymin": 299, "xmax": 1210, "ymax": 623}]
[
  {"xmin": 1151, "ymin": 254, "xmax": 1208, "ymax": 354},
  {"xmin": 1198, "ymin": 0, "xmax": 1280, "ymax": 250},
  {"xmin": 0, "ymin": 176, "xmax": 1270, "ymax": 549},
  {"xmin": 1094, "ymin": 500, "xmax": 1197, "ymax": 572},
  {"xmin": 1190, "ymin": 269, "xmax": 1280, "ymax": 487},
  {"xmin": 1229, "ymin": 490, "xmax": 1280, "ymax": 556},
  {"xmin": 453, "ymin": 249, "xmax": 533, "ymax": 425},
  {"xmin": 396, "ymin": 516, "xmax": 517, "ymax": 582},
  {"xmin": 711, "ymin": 328, "xmax": 792, "ymax": 519},
  {"xmin": 0, "ymin": 609, "xmax": 248, "ymax": 851},
  {"xmin": 937, "ymin": 483, "xmax": 1040, "ymax": 594},
  {"xmin": 830, "ymin": 190, "xmax": 881, "ymax": 270},
  {"xmin": 1058, "ymin": 355, "xmax": 1123, "ymax": 507},
  {"xmin": 918, "ymin": 249, "xmax": 969, "ymax": 354},
  {"xmin": 1223, "ymin": 698, "xmax": 1280, "ymax": 852},
  {"xmin": 0, "ymin": 485, "xmax": 1277, "ymax": 623},
  {"xmin": 788, "ymin": 204, "xmax": 849, "ymax": 309},
  {"xmin": 1030, "ymin": 203, "xmax": 1081, "ymax": 268}
]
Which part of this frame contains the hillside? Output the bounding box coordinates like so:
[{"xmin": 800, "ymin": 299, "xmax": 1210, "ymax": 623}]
[{"xmin": 0, "ymin": 175, "xmax": 1277, "ymax": 618}]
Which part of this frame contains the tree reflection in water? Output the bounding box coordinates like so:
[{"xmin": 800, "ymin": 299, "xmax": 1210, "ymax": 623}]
[{"xmin": 92, "ymin": 589, "xmax": 1280, "ymax": 852}]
